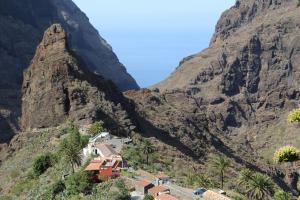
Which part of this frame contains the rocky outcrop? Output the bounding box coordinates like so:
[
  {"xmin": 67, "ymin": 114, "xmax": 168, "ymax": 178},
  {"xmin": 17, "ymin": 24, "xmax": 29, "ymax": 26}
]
[
  {"xmin": 0, "ymin": 0, "xmax": 138, "ymax": 143},
  {"xmin": 21, "ymin": 24, "xmax": 136, "ymax": 136},
  {"xmin": 126, "ymin": 0, "xmax": 300, "ymax": 192}
]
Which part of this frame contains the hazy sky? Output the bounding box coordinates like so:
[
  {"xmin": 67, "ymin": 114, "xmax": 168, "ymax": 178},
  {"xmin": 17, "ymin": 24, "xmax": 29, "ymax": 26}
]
[{"xmin": 72, "ymin": 0, "xmax": 235, "ymax": 87}]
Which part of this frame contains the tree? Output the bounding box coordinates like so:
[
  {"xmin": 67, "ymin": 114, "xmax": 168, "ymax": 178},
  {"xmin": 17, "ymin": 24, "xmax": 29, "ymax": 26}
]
[
  {"xmin": 273, "ymin": 190, "xmax": 293, "ymax": 200},
  {"xmin": 65, "ymin": 171, "xmax": 91, "ymax": 195},
  {"xmin": 141, "ymin": 139, "xmax": 155, "ymax": 165},
  {"xmin": 238, "ymin": 170, "xmax": 274, "ymax": 200},
  {"xmin": 211, "ymin": 156, "xmax": 231, "ymax": 189},
  {"xmin": 32, "ymin": 153, "xmax": 54, "ymax": 176},
  {"xmin": 88, "ymin": 121, "xmax": 104, "ymax": 136},
  {"xmin": 60, "ymin": 124, "xmax": 86, "ymax": 173},
  {"xmin": 238, "ymin": 168, "xmax": 254, "ymax": 189}
]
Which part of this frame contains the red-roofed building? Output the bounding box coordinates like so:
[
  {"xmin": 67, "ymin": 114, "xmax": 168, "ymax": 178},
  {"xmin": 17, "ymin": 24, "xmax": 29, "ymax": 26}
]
[
  {"xmin": 148, "ymin": 185, "xmax": 170, "ymax": 197},
  {"xmin": 135, "ymin": 180, "xmax": 154, "ymax": 194},
  {"xmin": 155, "ymin": 194, "xmax": 179, "ymax": 200},
  {"xmin": 85, "ymin": 158, "xmax": 122, "ymax": 181}
]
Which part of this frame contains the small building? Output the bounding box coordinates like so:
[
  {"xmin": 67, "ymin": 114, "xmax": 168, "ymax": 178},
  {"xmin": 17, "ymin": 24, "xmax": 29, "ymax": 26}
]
[
  {"xmin": 135, "ymin": 180, "xmax": 154, "ymax": 194},
  {"xmin": 155, "ymin": 194, "xmax": 179, "ymax": 200},
  {"xmin": 85, "ymin": 158, "xmax": 122, "ymax": 181},
  {"xmin": 148, "ymin": 185, "xmax": 170, "ymax": 197},
  {"xmin": 83, "ymin": 143, "xmax": 121, "ymax": 161}
]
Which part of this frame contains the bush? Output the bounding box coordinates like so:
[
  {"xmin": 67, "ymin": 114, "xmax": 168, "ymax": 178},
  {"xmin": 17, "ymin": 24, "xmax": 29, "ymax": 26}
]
[
  {"xmin": 288, "ymin": 108, "xmax": 300, "ymax": 123},
  {"xmin": 65, "ymin": 171, "xmax": 92, "ymax": 195},
  {"xmin": 32, "ymin": 153, "xmax": 54, "ymax": 176},
  {"xmin": 144, "ymin": 194, "xmax": 154, "ymax": 200},
  {"xmin": 43, "ymin": 180, "xmax": 65, "ymax": 199},
  {"xmin": 88, "ymin": 121, "xmax": 104, "ymax": 136},
  {"xmin": 274, "ymin": 146, "xmax": 300, "ymax": 163},
  {"xmin": 273, "ymin": 190, "xmax": 293, "ymax": 200}
]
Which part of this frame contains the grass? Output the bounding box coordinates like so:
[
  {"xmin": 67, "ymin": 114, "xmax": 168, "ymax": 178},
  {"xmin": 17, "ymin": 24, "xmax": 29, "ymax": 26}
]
[{"xmin": 0, "ymin": 124, "xmax": 133, "ymax": 200}]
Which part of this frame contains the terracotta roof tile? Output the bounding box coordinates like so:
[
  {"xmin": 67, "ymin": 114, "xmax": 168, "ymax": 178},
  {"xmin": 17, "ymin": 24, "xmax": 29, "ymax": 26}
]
[
  {"xmin": 156, "ymin": 194, "xmax": 179, "ymax": 200},
  {"xmin": 148, "ymin": 185, "xmax": 169, "ymax": 194},
  {"xmin": 85, "ymin": 160, "xmax": 105, "ymax": 171},
  {"xmin": 136, "ymin": 180, "xmax": 153, "ymax": 188}
]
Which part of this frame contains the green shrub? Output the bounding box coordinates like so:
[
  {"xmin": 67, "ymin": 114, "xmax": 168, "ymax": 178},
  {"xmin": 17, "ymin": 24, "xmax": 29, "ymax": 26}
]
[
  {"xmin": 43, "ymin": 180, "xmax": 65, "ymax": 199},
  {"xmin": 80, "ymin": 135, "xmax": 89, "ymax": 147},
  {"xmin": 274, "ymin": 146, "xmax": 300, "ymax": 163},
  {"xmin": 144, "ymin": 194, "xmax": 154, "ymax": 200},
  {"xmin": 32, "ymin": 153, "xmax": 54, "ymax": 176},
  {"xmin": 288, "ymin": 108, "xmax": 300, "ymax": 123},
  {"xmin": 88, "ymin": 121, "xmax": 104, "ymax": 136},
  {"xmin": 65, "ymin": 171, "xmax": 91, "ymax": 195},
  {"xmin": 273, "ymin": 190, "xmax": 293, "ymax": 200}
]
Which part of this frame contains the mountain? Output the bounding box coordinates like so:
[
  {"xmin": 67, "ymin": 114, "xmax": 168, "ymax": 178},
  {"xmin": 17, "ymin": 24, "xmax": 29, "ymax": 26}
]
[
  {"xmin": 126, "ymin": 0, "xmax": 300, "ymax": 192},
  {"xmin": 0, "ymin": 0, "xmax": 138, "ymax": 143},
  {"xmin": 21, "ymin": 24, "xmax": 136, "ymax": 135}
]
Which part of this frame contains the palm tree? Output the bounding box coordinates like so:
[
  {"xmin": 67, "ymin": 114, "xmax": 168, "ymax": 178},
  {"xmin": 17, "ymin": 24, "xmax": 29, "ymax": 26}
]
[
  {"xmin": 141, "ymin": 139, "xmax": 155, "ymax": 165},
  {"xmin": 245, "ymin": 173, "xmax": 274, "ymax": 200},
  {"xmin": 60, "ymin": 124, "xmax": 83, "ymax": 173},
  {"xmin": 238, "ymin": 169, "xmax": 254, "ymax": 187},
  {"xmin": 212, "ymin": 156, "xmax": 231, "ymax": 189}
]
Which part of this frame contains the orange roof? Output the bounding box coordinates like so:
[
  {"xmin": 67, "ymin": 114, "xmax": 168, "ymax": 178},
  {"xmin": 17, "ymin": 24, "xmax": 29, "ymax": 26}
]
[
  {"xmin": 148, "ymin": 185, "xmax": 169, "ymax": 194},
  {"xmin": 136, "ymin": 180, "xmax": 153, "ymax": 188},
  {"xmin": 156, "ymin": 194, "xmax": 179, "ymax": 200},
  {"xmin": 85, "ymin": 160, "xmax": 105, "ymax": 171}
]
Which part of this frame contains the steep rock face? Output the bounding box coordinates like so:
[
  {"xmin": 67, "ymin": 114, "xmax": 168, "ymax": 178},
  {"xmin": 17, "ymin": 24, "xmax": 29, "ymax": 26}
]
[
  {"xmin": 0, "ymin": 0, "xmax": 138, "ymax": 143},
  {"xmin": 126, "ymin": 0, "xmax": 300, "ymax": 192},
  {"xmin": 21, "ymin": 24, "xmax": 136, "ymax": 135}
]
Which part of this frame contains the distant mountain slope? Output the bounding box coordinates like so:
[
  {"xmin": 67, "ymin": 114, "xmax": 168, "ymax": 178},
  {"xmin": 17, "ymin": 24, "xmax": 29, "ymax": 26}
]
[
  {"xmin": 126, "ymin": 0, "xmax": 300, "ymax": 193},
  {"xmin": 0, "ymin": 0, "xmax": 138, "ymax": 143}
]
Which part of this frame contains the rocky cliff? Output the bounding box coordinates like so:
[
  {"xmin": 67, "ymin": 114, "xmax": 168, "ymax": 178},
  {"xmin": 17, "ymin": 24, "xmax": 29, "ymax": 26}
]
[
  {"xmin": 0, "ymin": 0, "xmax": 138, "ymax": 143},
  {"xmin": 21, "ymin": 24, "xmax": 136, "ymax": 136},
  {"xmin": 126, "ymin": 0, "xmax": 300, "ymax": 192}
]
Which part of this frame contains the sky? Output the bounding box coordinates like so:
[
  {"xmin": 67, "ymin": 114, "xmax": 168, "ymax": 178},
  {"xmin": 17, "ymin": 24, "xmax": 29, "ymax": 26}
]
[{"xmin": 72, "ymin": 0, "xmax": 236, "ymax": 88}]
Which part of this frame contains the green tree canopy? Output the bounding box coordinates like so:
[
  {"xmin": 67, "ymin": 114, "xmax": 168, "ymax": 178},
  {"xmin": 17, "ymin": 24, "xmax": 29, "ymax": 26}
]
[
  {"xmin": 65, "ymin": 171, "xmax": 91, "ymax": 195},
  {"xmin": 211, "ymin": 155, "xmax": 231, "ymax": 189},
  {"xmin": 238, "ymin": 169, "xmax": 274, "ymax": 200},
  {"xmin": 273, "ymin": 190, "xmax": 293, "ymax": 200},
  {"xmin": 60, "ymin": 123, "xmax": 87, "ymax": 173},
  {"xmin": 32, "ymin": 153, "xmax": 55, "ymax": 176},
  {"xmin": 88, "ymin": 121, "xmax": 104, "ymax": 136},
  {"xmin": 141, "ymin": 139, "xmax": 155, "ymax": 165}
]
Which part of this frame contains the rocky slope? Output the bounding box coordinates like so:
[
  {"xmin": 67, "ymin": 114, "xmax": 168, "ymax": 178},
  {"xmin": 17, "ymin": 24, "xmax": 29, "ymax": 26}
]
[
  {"xmin": 0, "ymin": 0, "xmax": 138, "ymax": 143},
  {"xmin": 126, "ymin": 0, "xmax": 300, "ymax": 193},
  {"xmin": 21, "ymin": 24, "xmax": 136, "ymax": 136}
]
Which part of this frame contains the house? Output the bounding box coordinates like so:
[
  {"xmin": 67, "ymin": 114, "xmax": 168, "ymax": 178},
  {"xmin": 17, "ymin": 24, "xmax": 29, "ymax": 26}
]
[
  {"xmin": 148, "ymin": 185, "xmax": 170, "ymax": 197},
  {"xmin": 203, "ymin": 190, "xmax": 232, "ymax": 200},
  {"xmin": 135, "ymin": 180, "xmax": 154, "ymax": 194},
  {"xmin": 155, "ymin": 194, "xmax": 179, "ymax": 200},
  {"xmin": 85, "ymin": 158, "xmax": 122, "ymax": 181},
  {"xmin": 83, "ymin": 143, "xmax": 121, "ymax": 161}
]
